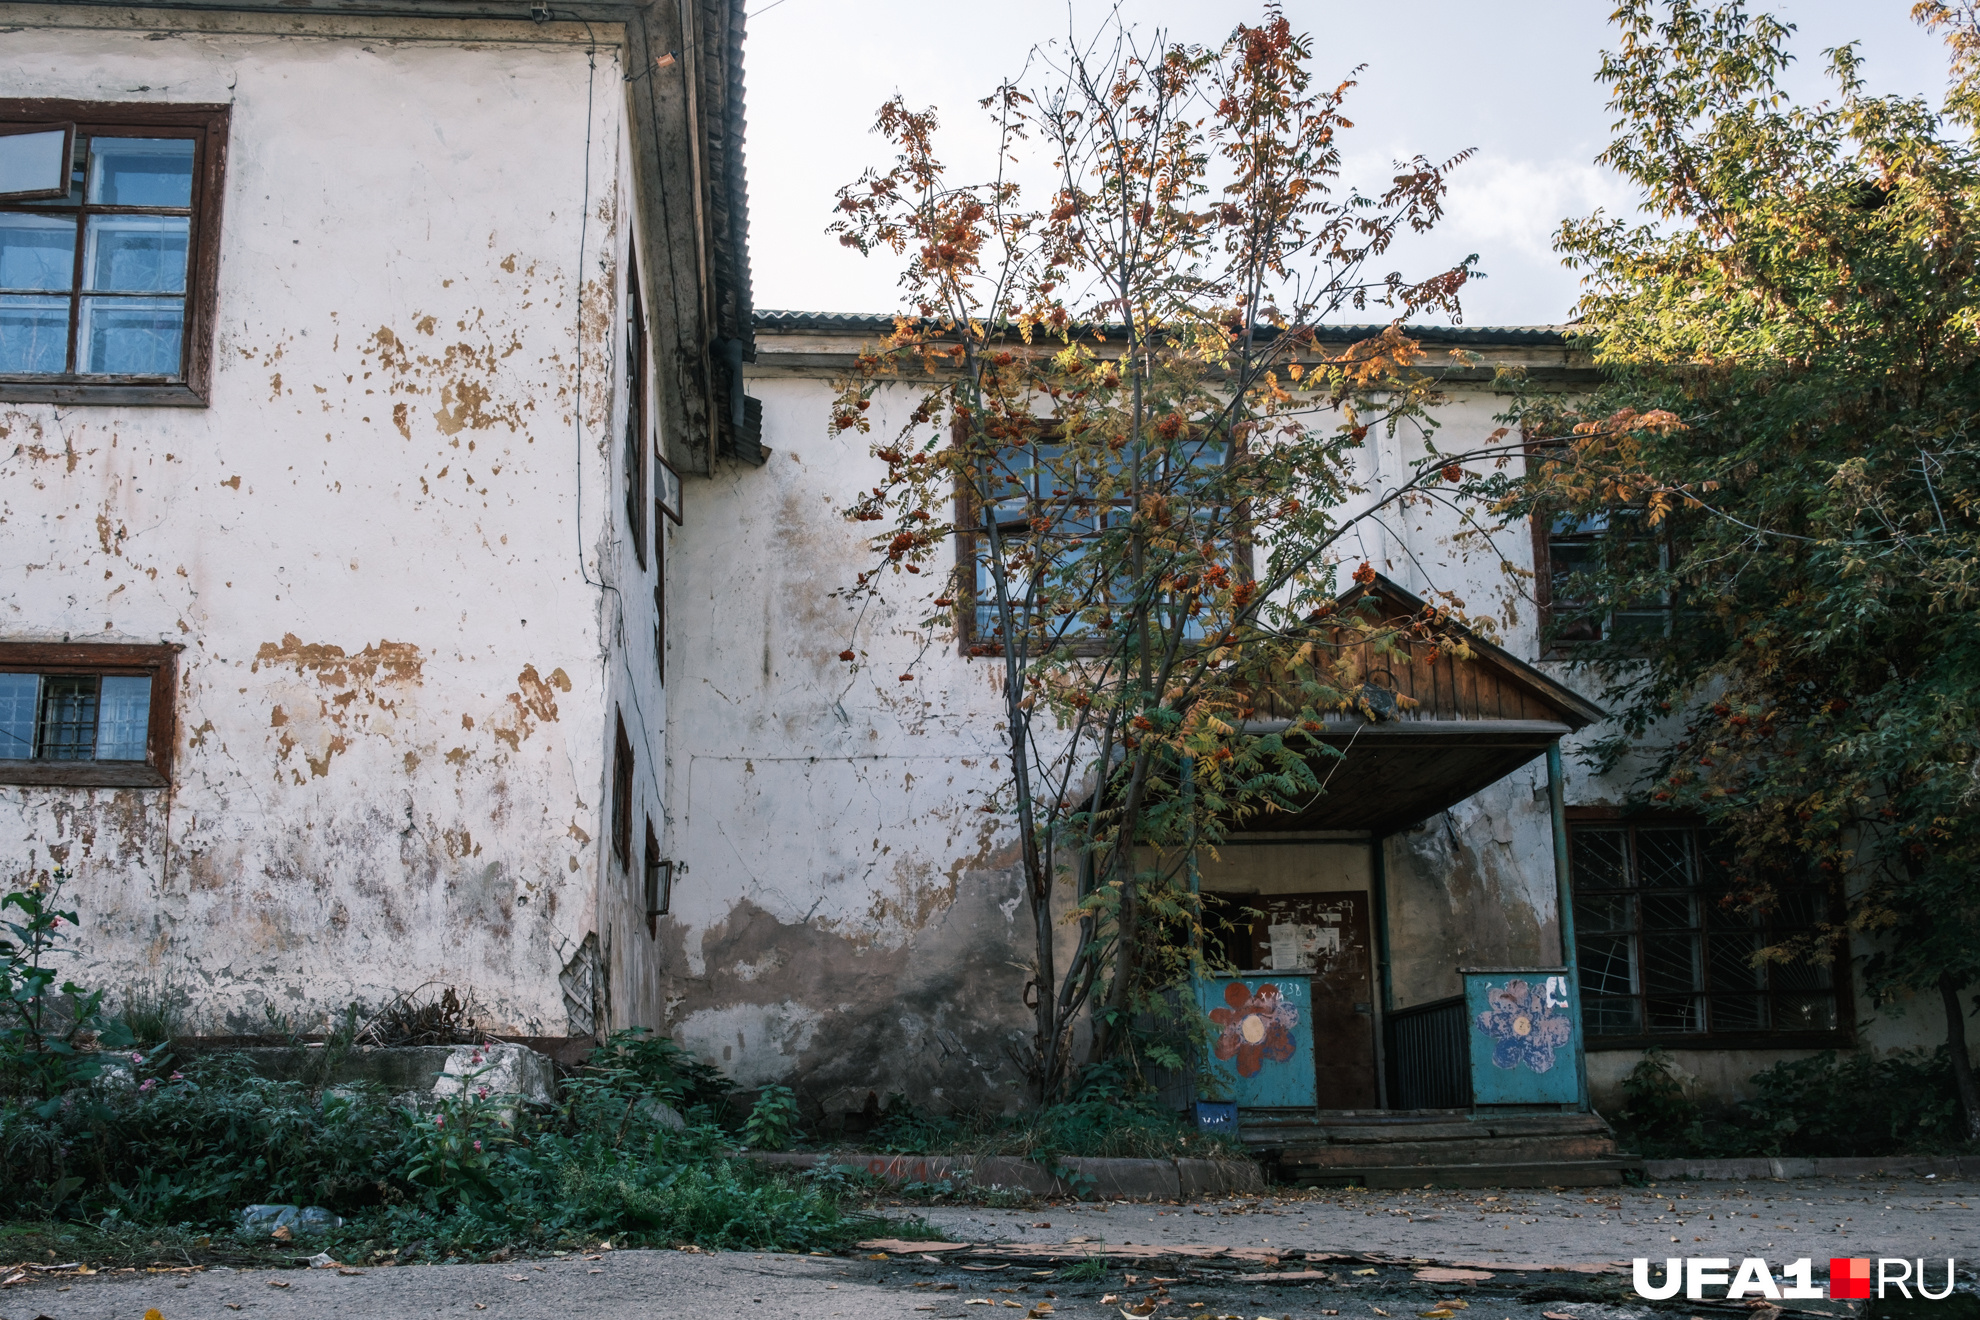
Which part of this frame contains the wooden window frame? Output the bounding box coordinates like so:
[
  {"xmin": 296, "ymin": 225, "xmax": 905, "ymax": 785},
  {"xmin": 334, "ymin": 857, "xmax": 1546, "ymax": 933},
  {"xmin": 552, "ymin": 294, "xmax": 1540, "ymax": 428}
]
[
  {"xmin": 611, "ymin": 712, "xmax": 634, "ymax": 870},
  {"xmin": 953, "ymin": 424, "xmax": 1248, "ymax": 659},
  {"xmin": 652, "ymin": 536, "xmax": 665, "ymax": 688},
  {"xmin": 623, "ymin": 251, "xmax": 648, "ymax": 570},
  {"xmin": 1566, "ymin": 809, "xmax": 1854, "ymax": 1051},
  {"xmin": 0, "ymin": 99, "xmax": 229, "ymax": 407},
  {"xmin": 0, "ymin": 641, "xmax": 178, "ymax": 787},
  {"xmin": 1530, "ymin": 508, "xmax": 1682, "ymax": 658}
]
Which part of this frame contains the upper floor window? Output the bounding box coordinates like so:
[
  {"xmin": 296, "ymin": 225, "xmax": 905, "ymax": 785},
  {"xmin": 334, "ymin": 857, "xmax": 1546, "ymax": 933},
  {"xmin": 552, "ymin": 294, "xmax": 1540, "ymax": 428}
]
[
  {"xmin": 1534, "ymin": 509, "xmax": 1677, "ymax": 652},
  {"xmin": 1569, "ymin": 818, "xmax": 1847, "ymax": 1047},
  {"xmin": 623, "ymin": 252, "xmax": 648, "ymax": 569},
  {"xmin": 0, "ymin": 642, "xmax": 177, "ymax": 787},
  {"xmin": 0, "ymin": 102, "xmax": 229, "ymax": 406},
  {"xmin": 956, "ymin": 431, "xmax": 1233, "ymax": 655}
]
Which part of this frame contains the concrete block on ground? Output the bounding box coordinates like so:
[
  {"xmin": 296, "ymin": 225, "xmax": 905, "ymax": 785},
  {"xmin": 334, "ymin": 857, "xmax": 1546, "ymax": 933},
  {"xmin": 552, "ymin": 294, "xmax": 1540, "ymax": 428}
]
[
  {"xmin": 1059, "ymin": 1158, "xmax": 1180, "ymax": 1201},
  {"xmin": 433, "ymin": 1042, "xmax": 556, "ymax": 1106}
]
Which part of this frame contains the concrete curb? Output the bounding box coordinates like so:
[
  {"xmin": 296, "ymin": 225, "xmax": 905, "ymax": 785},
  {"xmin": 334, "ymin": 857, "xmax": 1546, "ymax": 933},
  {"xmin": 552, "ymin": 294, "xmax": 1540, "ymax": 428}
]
[
  {"xmin": 1642, "ymin": 1154, "xmax": 1980, "ymax": 1181},
  {"xmin": 747, "ymin": 1151, "xmax": 1263, "ymax": 1201}
]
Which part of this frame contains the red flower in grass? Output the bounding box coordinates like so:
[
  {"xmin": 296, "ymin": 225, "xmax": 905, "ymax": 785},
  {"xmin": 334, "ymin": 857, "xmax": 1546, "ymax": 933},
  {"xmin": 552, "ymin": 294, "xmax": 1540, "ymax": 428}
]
[{"xmin": 1209, "ymin": 982, "xmax": 1299, "ymax": 1077}]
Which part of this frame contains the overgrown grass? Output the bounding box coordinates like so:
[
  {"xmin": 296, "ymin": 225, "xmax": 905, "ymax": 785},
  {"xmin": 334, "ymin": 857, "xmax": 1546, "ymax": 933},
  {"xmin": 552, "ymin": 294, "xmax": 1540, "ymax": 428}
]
[
  {"xmin": 1613, "ymin": 1046, "xmax": 1978, "ymax": 1160},
  {"xmin": 0, "ymin": 1031, "xmax": 921, "ymax": 1259}
]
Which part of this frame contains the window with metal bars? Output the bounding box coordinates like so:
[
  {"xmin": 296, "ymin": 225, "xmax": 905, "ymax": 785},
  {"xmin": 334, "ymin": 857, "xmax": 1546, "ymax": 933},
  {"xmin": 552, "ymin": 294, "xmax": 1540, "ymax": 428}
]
[
  {"xmin": 0, "ymin": 101, "xmax": 228, "ymax": 404},
  {"xmin": 0, "ymin": 643, "xmax": 176, "ymax": 787},
  {"xmin": 1569, "ymin": 819, "xmax": 1848, "ymax": 1046}
]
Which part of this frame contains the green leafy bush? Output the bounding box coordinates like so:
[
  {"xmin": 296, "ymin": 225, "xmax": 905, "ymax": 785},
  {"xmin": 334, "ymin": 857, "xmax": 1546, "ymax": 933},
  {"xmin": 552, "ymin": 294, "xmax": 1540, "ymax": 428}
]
[
  {"xmin": 0, "ymin": 876, "xmax": 890, "ymax": 1255},
  {"xmin": 1613, "ymin": 1047, "xmax": 1973, "ymax": 1159},
  {"xmin": 741, "ymin": 1085, "xmax": 801, "ymax": 1152},
  {"xmin": 1, "ymin": 871, "xmax": 134, "ymax": 1116}
]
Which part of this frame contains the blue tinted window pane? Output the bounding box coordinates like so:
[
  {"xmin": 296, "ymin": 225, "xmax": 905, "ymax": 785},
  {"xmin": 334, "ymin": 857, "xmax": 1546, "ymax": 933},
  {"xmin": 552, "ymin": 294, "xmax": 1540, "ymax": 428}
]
[
  {"xmin": 95, "ymin": 675, "xmax": 150, "ymax": 760},
  {"xmin": 87, "ymin": 138, "xmax": 194, "ymax": 207},
  {"xmin": 38, "ymin": 675, "xmax": 97, "ymax": 760},
  {"xmin": 0, "ymin": 296, "xmax": 70, "ymax": 372},
  {"xmin": 0, "ymin": 673, "xmax": 37, "ymax": 759},
  {"xmin": 0, "ymin": 128, "xmax": 69, "ymax": 197},
  {"xmin": 0, "ymin": 214, "xmax": 78, "ymax": 290},
  {"xmin": 79, "ymin": 296, "xmax": 183, "ymax": 375},
  {"xmin": 84, "ymin": 216, "xmax": 187, "ymax": 293}
]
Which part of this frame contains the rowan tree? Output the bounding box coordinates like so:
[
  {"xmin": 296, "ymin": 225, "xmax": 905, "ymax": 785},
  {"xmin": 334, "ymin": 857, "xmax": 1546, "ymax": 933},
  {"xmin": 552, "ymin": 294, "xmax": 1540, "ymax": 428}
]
[{"xmin": 826, "ymin": 9, "xmax": 1525, "ymax": 1097}]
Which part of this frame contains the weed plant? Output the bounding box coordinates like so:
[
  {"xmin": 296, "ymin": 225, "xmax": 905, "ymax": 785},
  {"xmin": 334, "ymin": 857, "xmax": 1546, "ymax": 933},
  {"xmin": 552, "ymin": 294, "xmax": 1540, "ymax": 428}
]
[{"xmin": 0, "ymin": 880, "xmax": 923, "ymax": 1256}]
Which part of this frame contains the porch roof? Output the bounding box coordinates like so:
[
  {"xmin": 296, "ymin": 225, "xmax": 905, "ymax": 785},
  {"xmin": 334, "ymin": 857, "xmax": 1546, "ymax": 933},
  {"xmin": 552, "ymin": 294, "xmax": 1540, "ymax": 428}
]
[{"xmin": 1236, "ymin": 575, "xmax": 1606, "ymax": 838}]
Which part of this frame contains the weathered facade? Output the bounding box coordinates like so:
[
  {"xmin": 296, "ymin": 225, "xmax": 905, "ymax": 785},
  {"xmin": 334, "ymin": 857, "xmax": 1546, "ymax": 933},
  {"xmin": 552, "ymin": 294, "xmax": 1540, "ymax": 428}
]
[
  {"xmin": 1, "ymin": 7, "xmax": 1959, "ymax": 1120},
  {"xmin": 659, "ymin": 313, "xmax": 1955, "ymax": 1118},
  {"xmin": 0, "ymin": 0, "xmax": 757, "ymax": 1043}
]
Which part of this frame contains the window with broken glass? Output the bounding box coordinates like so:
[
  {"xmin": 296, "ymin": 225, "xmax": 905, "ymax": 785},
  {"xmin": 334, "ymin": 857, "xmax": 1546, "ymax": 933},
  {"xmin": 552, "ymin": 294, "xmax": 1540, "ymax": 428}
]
[
  {"xmin": 0, "ymin": 644, "xmax": 176, "ymax": 787},
  {"xmin": 1570, "ymin": 820, "xmax": 1847, "ymax": 1046},
  {"xmin": 0, "ymin": 102, "xmax": 228, "ymax": 404},
  {"xmin": 956, "ymin": 434, "xmax": 1233, "ymax": 655}
]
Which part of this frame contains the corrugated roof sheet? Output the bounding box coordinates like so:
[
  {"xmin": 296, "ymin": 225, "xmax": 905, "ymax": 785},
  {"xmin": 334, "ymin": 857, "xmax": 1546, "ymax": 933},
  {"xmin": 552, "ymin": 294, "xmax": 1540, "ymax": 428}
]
[{"xmin": 751, "ymin": 310, "xmax": 1577, "ymax": 346}]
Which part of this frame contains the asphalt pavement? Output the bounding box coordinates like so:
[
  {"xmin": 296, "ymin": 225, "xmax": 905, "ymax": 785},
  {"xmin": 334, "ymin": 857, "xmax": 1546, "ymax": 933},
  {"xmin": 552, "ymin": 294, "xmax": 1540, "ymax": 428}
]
[{"xmin": 4, "ymin": 1175, "xmax": 1971, "ymax": 1320}]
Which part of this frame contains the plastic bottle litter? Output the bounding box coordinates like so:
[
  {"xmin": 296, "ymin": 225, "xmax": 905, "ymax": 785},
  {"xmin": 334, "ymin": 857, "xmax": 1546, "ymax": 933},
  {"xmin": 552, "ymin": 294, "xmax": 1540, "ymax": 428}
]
[{"xmin": 239, "ymin": 1204, "xmax": 344, "ymax": 1236}]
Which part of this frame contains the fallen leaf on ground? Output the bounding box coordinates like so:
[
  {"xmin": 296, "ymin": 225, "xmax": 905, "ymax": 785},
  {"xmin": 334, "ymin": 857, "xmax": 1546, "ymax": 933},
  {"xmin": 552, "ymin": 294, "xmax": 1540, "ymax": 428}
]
[
  {"xmin": 1101, "ymin": 1295, "xmax": 1120, "ymax": 1305},
  {"xmin": 226, "ymin": 1305, "xmax": 242, "ymax": 1311},
  {"xmin": 1421, "ymin": 1309, "xmax": 1456, "ymax": 1317},
  {"xmin": 145, "ymin": 1309, "xmax": 164, "ymax": 1320},
  {"xmin": 1353, "ymin": 1268, "xmax": 1378, "ymax": 1276},
  {"xmin": 1544, "ymin": 1313, "xmax": 1578, "ymax": 1319},
  {"xmin": 268, "ymin": 1279, "xmax": 291, "ymax": 1289},
  {"xmin": 339, "ymin": 1268, "xmax": 364, "ymax": 1276},
  {"xmin": 504, "ymin": 1273, "xmax": 528, "ymax": 1282},
  {"xmin": 965, "ymin": 1301, "xmax": 992, "ymax": 1307},
  {"xmin": 1371, "ymin": 1309, "xmax": 1388, "ymax": 1316},
  {"xmin": 869, "ymin": 1253, "xmax": 891, "ymax": 1260}
]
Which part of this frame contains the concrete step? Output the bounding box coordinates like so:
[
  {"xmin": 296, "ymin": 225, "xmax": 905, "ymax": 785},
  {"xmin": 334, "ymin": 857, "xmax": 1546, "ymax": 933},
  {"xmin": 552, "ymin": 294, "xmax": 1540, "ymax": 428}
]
[
  {"xmin": 1284, "ymin": 1158, "xmax": 1641, "ymax": 1189},
  {"xmin": 1279, "ymin": 1133, "xmax": 1618, "ymax": 1169}
]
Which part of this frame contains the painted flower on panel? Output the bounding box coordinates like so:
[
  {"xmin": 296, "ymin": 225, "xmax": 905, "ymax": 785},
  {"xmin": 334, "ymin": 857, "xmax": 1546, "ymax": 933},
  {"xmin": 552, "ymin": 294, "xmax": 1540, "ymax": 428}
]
[
  {"xmin": 1474, "ymin": 978, "xmax": 1573, "ymax": 1073},
  {"xmin": 1209, "ymin": 982, "xmax": 1299, "ymax": 1077}
]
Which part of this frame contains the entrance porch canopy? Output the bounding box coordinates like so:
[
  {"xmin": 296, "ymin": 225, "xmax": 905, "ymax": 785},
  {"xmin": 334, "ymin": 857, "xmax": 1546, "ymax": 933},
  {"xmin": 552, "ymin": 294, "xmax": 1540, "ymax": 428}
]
[{"xmin": 1240, "ymin": 575, "xmax": 1606, "ymax": 836}]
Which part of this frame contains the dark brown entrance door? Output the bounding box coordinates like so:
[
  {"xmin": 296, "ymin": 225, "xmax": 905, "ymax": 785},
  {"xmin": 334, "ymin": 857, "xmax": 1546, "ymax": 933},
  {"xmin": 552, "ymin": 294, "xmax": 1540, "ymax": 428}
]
[{"xmin": 1211, "ymin": 891, "xmax": 1379, "ymax": 1109}]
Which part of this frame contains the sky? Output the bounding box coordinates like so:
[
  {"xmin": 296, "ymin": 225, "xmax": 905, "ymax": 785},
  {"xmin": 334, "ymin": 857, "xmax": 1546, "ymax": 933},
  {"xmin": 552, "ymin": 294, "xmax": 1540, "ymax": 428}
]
[{"xmin": 741, "ymin": 1, "xmax": 1956, "ymax": 327}]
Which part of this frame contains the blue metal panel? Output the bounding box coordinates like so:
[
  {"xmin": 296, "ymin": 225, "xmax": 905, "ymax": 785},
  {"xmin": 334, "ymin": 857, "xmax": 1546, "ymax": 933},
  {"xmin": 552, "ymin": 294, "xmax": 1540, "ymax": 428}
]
[
  {"xmin": 1464, "ymin": 970, "xmax": 1580, "ymax": 1106},
  {"xmin": 1198, "ymin": 974, "xmax": 1315, "ymax": 1109}
]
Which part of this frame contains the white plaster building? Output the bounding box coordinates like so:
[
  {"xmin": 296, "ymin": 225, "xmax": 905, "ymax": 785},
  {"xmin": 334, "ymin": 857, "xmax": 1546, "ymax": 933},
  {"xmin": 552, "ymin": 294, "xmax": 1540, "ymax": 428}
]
[{"xmin": 0, "ymin": 0, "xmax": 760, "ymax": 1048}]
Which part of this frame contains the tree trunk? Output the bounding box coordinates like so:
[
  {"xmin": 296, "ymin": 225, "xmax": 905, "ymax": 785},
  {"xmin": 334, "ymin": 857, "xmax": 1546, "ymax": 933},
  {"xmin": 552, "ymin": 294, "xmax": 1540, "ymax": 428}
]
[{"xmin": 1940, "ymin": 972, "xmax": 1980, "ymax": 1141}]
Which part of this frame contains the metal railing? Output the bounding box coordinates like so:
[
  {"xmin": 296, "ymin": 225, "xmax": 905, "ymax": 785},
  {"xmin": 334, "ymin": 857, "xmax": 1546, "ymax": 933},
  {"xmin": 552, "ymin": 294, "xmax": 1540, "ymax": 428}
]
[{"xmin": 1384, "ymin": 995, "xmax": 1471, "ymax": 1110}]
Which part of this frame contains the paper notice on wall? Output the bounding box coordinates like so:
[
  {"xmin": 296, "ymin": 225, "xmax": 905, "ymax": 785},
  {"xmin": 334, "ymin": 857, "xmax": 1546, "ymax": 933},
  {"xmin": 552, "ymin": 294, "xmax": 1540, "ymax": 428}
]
[
  {"xmin": 1312, "ymin": 926, "xmax": 1340, "ymax": 957},
  {"xmin": 1268, "ymin": 923, "xmax": 1304, "ymax": 971}
]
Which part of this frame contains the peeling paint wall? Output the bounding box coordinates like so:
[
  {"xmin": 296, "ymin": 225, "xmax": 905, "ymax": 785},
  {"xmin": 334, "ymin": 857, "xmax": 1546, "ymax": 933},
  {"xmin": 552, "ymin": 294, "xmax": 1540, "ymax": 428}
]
[
  {"xmin": 0, "ymin": 17, "xmax": 657, "ymax": 1035},
  {"xmin": 657, "ymin": 351, "xmax": 1595, "ymax": 1112}
]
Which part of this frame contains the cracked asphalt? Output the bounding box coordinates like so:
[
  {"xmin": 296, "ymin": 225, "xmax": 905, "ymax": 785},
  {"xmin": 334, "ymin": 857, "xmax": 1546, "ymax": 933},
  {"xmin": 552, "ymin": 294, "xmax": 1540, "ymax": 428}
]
[
  {"xmin": 917, "ymin": 1173, "xmax": 1980, "ymax": 1262},
  {"xmin": 2, "ymin": 1176, "xmax": 1970, "ymax": 1320}
]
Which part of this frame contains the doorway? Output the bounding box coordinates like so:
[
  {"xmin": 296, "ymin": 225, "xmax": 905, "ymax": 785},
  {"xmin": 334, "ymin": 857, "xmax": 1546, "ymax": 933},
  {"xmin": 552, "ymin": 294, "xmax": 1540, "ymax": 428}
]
[{"xmin": 1205, "ymin": 889, "xmax": 1378, "ymax": 1108}]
